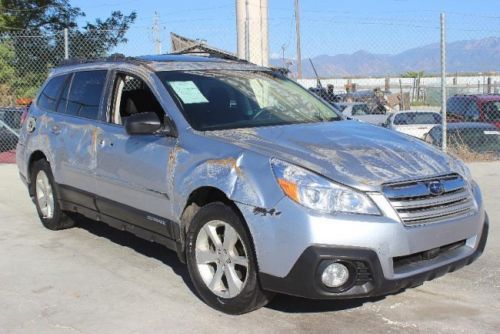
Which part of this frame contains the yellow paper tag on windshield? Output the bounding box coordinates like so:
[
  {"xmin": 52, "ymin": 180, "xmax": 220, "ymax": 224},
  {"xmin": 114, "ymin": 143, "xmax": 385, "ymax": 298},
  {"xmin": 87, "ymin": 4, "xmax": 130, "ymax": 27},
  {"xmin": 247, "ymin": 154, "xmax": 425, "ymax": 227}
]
[{"xmin": 169, "ymin": 81, "xmax": 209, "ymax": 104}]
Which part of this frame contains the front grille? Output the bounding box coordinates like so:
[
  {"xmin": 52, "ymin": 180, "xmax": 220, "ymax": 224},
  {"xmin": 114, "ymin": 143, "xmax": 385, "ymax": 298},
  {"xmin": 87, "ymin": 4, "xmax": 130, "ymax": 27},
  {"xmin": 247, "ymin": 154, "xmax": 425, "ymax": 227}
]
[{"xmin": 383, "ymin": 174, "xmax": 476, "ymax": 226}]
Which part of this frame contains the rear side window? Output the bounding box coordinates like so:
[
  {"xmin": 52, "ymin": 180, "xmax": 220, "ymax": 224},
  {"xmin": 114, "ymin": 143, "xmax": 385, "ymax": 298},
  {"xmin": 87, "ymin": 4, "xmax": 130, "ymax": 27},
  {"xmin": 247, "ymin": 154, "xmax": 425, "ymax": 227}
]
[
  {"xmin": 37, "ymin": 75, "xmax": 67, "ymax": 112},
  {"xmin": 447, "ymin": 97, "xmax": 466, "ymax": 116},
  {"xmin": 64, "ymin": 70, "xmax": 107, "ymax": 120}
]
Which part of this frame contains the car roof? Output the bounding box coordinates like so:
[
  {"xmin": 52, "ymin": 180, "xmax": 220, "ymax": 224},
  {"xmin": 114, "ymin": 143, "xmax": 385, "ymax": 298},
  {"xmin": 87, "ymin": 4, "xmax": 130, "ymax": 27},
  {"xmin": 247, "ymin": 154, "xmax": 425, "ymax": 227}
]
[
  {"xmin": 394, "ymin": 110, "xmax": 440, "ymax": 115},
  {"xmin": 335, "ymin": 102, "xmax": 367, "ymax": 106},
  {"xmin": 451, "ymin": 94, "xmax": 500, "ymax": 102},
  {"xmin": 51, "ymin": 54, "xmax": 270, "ymax": 75}
]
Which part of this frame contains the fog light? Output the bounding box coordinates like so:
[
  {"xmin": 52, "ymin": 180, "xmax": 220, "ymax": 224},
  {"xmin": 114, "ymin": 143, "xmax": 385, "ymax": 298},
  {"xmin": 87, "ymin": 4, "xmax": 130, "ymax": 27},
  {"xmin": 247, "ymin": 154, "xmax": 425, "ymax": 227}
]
[{"xmin": 321, "ymin": 262, "xmax": 350, "ymax": 288}]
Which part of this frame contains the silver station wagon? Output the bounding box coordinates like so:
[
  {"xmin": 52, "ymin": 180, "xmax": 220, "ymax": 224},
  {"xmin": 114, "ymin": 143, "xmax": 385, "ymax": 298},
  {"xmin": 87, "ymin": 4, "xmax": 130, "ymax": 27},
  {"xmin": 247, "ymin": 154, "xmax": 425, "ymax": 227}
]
[{"xmin": 17, "ymin": 55, "xmax": 488, "ymax": 314}]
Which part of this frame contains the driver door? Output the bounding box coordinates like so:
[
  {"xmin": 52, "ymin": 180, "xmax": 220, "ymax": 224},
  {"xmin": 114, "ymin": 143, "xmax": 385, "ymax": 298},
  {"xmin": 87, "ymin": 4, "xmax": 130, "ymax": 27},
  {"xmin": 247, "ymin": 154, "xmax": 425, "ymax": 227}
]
[{"xmin": 93, "ymin": 71, "xmax": 177, "ymax": 235}]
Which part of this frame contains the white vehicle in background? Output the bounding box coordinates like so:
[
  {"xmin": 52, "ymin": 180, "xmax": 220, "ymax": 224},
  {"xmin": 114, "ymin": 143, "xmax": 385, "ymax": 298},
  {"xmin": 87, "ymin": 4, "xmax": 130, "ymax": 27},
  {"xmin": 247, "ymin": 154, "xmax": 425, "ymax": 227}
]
[
  {"xmin": 333, "ymin": 102, "xmax": 389, "ymax": 125},
  {"xmin": 384, "ymin": 110, "xmax": 442, "ymax": 140}
]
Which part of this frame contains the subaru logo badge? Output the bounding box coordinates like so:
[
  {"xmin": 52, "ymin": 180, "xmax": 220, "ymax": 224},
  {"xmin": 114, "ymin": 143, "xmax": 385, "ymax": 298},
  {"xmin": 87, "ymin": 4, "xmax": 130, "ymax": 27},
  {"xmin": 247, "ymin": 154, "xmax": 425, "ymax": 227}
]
[{"xmin": 428, "ymin": 181, "xmax": 445, "ymax": 196}]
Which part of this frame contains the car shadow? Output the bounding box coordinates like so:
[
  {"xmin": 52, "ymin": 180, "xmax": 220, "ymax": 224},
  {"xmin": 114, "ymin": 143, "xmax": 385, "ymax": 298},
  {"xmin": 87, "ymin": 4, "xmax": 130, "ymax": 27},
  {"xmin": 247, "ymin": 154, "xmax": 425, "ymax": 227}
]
[
  {"xmin": 73, "ymin": 214, "xmax": 389, "ymax": 314},
  {"xmin": 72, "ymin": 215, "xmax": 197, "ymax": 296},
  {"xmin": 266, "ymin": 294, "xmax": 386, "ymax": 313}
]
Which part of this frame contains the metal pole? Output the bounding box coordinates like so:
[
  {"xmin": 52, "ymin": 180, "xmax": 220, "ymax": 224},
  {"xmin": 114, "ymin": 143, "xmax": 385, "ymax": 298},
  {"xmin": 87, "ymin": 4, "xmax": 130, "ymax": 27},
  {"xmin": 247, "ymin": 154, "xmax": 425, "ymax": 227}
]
[
  {"xmin": 244, "ymin": 0, "xmax": 250, "ymax": 61},
  {"xmin": 295, "ymin": 0, "xmax": 302, "ymax": 79},
  {"xmin": 440, "ymin": 13, "xmax": 447, "ymax": 152},
  {"xmin": 64, "ymin": 28, "xmax": 69, "ymax": 59}
]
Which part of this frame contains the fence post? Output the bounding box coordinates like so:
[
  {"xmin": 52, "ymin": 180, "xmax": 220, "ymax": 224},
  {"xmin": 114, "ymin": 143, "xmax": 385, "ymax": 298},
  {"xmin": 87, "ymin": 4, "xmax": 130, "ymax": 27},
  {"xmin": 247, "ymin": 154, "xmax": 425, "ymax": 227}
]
[
  {"xmin": 64, "ymin": 28, "xmax": 69, "ymax": 59},
  {"xmin": 440, "ymin": 13, "xmax": 447, "ymax": 152}
]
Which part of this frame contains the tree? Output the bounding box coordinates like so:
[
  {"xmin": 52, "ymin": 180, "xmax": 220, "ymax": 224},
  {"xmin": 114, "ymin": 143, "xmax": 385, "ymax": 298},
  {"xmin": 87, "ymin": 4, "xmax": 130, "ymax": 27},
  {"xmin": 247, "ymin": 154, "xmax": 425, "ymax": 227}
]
[
  {"xmin": 0, "ymin": 1, "xmax": 136, "ymax": 100},
  {"xmin": 0, "ymin": 0, "xmax": 82, "ymax": 32},
  {"xmin": 401, "ymin": 71, "xmax": 425, "ymax": 78}
]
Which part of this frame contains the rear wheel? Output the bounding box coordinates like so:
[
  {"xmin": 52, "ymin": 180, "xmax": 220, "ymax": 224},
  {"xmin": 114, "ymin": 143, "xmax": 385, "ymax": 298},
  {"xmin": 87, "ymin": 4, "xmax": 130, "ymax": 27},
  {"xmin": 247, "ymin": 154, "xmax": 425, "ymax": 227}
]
[
  {"xmin": 31, "ymin": 159, "xmax": 75, "ymax": 230},
  {"xmin": 185, "ymin": 202, "xmax": 273, "ymax": 314}
]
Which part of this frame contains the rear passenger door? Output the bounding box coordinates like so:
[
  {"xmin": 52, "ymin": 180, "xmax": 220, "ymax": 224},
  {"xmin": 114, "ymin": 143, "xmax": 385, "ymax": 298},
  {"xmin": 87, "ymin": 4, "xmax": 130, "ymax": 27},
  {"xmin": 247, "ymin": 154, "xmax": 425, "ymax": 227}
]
[
  {"xmin": 52, "ymin": 70, "xmax": 108, "ymax": 202},
  {"xmin": 93, "ymin": 71, "xmax": 177, "ymax": 236}
]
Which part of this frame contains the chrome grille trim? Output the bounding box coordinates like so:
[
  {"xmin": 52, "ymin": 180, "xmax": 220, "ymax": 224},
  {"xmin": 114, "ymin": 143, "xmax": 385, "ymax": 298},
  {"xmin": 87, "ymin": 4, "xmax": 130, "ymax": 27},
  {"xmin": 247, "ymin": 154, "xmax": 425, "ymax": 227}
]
[{"xmin": 383, "ymin": 174, "xmax": 476, "ymax": 226}]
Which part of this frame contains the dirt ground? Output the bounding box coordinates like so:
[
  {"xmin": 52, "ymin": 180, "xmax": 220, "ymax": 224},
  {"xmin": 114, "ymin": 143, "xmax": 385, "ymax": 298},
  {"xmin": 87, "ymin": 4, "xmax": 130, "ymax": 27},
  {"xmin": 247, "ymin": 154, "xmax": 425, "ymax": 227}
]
[{"xmin": 0, "ymin": 162, "xmax": 499, "ymax": 333}]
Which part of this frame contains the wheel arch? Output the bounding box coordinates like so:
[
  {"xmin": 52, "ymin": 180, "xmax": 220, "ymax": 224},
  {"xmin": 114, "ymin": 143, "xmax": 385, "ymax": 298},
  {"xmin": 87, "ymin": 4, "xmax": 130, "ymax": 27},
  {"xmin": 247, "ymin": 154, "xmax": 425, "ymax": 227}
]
[
  {"xmin": 177, "ymin": 186, "xmax": 255, "ymax": 264},
  {"xmin": 27, "ymin": 150, "xmax": 49, "ymax": 195}
]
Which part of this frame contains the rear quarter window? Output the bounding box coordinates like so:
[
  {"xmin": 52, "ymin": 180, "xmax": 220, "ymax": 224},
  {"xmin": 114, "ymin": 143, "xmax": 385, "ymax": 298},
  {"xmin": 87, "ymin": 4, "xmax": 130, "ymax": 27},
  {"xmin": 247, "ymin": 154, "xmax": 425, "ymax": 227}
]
[{"xmin": 37, "ymin": 75, "xmax": 68, "ymax": 112}]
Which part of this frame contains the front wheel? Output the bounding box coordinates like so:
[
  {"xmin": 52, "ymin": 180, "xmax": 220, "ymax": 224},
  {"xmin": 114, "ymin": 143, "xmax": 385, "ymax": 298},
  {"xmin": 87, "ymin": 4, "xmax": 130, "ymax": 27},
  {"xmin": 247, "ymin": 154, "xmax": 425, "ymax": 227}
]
[{"xmin": 185, "ymin": 202, "xmax": 273, "ymax": 314}]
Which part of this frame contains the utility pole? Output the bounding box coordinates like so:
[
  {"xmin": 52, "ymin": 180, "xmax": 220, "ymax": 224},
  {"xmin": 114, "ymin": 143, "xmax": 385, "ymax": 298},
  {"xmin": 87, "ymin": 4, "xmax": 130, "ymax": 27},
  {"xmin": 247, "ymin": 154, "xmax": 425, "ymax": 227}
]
[
  {"xmin": 152, "ymin": 11, "xmax": 162, "ymax": 55},
  {"xmin": 440, "ymin": 13, "xmax": 447, "ymax": 152},
  {"xmin": 236, "ymin": 0, "xmax": 269, "ymax": 66},
  {"xmin": 244, "ymin": 0, "xmax": 250, "ymax": 61},
  {"xmin": 294, "ymin": 0, "xmax": 302, "ymax": 79}
]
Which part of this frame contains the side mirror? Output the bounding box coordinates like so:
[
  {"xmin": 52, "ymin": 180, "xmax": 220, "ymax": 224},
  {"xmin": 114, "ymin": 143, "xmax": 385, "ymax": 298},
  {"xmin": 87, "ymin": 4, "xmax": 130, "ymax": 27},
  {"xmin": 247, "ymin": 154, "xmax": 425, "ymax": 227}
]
[{"xmin": 125, "ymin": 112, "xmax": 162, "ymax": 135}]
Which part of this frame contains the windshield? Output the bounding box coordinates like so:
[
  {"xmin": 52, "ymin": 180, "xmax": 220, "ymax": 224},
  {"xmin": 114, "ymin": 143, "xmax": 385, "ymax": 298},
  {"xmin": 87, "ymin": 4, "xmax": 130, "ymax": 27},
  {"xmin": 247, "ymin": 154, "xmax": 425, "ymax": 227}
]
[
  {"xmin": 158, "ymin": 70, "xmax": 341, "ymax": 130},
  {"xmin": 394, "ymin": 112, "xmax": 441, "ymax": 125},
  {"xmin": 483, "ymin": 101, "xmax": 500, "ymax": 121}
]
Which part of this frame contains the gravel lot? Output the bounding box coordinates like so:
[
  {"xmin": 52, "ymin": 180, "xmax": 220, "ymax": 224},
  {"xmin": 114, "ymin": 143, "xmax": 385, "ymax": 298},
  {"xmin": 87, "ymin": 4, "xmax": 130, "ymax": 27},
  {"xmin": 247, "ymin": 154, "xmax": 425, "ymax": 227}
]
[{"xmin": 0, "ymin": 162, "xmax": 499, "ymax": 333}]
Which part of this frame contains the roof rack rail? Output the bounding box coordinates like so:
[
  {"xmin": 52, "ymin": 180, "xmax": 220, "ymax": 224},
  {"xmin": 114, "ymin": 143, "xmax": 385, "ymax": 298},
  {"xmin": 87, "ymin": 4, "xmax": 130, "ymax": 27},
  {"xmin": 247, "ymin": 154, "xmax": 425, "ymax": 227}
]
[
  {"xmin": 168, "ymin": 50, "xmax": 249, "ymax": 63},
  {"xmin": 57, "ymin": 53, "xmax": 140, "ymax": 67}
]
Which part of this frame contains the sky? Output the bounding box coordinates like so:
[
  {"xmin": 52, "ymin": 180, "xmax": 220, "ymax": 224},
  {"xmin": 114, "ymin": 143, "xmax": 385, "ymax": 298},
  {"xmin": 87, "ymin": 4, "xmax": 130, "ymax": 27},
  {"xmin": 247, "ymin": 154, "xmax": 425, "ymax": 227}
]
[{"xmin": 71, "ymin": 0, "xmax": 500, "ymax": 58}]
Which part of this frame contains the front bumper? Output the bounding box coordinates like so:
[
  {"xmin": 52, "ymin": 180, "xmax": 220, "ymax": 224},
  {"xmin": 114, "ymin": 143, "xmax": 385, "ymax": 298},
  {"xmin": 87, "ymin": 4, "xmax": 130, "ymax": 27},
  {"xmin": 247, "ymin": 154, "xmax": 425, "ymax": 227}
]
[{"xmin": 259, "ymin": 215, "xmax": 488, "ymax": 299}]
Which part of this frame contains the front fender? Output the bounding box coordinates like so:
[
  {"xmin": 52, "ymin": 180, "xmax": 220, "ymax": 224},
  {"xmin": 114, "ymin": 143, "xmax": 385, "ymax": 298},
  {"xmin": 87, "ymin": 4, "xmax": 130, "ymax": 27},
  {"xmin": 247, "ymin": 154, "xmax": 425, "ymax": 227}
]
[{"xmin": 171, "ymin": 147, "xmax": 284, "ymax": 220}]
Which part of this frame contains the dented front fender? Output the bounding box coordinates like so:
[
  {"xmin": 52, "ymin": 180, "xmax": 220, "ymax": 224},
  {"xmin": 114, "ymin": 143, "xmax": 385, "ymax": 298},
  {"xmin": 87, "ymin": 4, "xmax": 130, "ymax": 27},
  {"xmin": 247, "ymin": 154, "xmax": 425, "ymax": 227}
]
[{"xmin": 170, "ymin": 134, "xmax": 285, "ymax": 221}]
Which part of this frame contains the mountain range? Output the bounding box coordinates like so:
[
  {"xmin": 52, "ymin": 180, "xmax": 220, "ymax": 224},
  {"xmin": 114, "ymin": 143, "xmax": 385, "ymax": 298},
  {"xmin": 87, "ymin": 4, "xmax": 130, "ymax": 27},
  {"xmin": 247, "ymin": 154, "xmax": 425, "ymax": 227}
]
[{"xmin": 272, "ymin": 37, "xmax": 500, "ymax": 78}]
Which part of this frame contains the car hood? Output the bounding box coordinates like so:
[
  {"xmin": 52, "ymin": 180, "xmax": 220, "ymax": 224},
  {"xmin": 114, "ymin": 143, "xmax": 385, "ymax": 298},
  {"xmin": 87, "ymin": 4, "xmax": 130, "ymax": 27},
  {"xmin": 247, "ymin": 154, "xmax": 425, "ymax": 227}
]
[{"xmin": 206, "ymin": 121, "xmax": 460, "ymax": 191}]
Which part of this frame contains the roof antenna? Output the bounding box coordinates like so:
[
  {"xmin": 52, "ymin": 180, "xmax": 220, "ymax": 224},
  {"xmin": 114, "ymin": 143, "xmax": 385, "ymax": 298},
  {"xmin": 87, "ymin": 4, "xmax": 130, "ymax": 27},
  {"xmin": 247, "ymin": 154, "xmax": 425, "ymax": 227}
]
[{"xmin": 309, "ymin": 58, "xmax": 322, "ymax": 89}]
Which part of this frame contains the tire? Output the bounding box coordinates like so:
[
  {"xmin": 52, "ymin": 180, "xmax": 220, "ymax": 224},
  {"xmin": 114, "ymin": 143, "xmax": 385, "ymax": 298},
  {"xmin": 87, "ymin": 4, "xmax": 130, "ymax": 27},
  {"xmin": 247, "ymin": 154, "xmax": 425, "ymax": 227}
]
[
  {"xmin": 30, "ymin": 159, "xmax": 75, "ymax": 230},
  {"xmin": 185, "ymin": 202, "xmax": 274, "ymax": 314}
]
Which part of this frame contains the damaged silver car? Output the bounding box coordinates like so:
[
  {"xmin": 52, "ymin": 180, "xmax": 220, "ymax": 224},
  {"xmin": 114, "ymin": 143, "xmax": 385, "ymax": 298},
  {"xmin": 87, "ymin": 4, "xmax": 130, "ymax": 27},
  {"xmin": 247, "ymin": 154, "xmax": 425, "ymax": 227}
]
[{"xmin": 16, "ymin": 55, "xmax": 488, "ymax": 314}]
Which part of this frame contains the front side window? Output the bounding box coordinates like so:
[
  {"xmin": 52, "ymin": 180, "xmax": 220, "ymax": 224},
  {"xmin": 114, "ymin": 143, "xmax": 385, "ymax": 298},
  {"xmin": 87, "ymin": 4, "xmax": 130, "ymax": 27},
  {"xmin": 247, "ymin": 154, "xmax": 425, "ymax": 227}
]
[
  {"xmin": 37, "ymin": 75, "xmax": 68, "ymax": 112},
  {"xmin": 109, "ymin": 73, "xmax": 164, "ymax": 125},
  {"xmin": 158, "ymin": 70, "xmax": 341, "ymax": 131},
  {"xmin": 62, "ymin": 70, "xmax": 107, "ymax": 120}
]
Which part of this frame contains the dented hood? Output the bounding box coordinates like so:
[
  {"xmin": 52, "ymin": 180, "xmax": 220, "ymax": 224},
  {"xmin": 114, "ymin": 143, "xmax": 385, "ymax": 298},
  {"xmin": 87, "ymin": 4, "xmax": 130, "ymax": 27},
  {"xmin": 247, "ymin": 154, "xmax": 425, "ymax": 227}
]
[{"xmin": 208, "ymin": 120, "xmax": 458, "ymax": 191}]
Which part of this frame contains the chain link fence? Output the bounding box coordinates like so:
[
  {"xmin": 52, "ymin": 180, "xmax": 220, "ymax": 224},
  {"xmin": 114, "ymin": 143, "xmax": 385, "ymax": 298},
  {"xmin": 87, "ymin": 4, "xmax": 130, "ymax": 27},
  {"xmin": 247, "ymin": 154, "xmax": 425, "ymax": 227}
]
[{"xmin": 1, "ymin": 12, "xmax": 499, "ymax": 163}]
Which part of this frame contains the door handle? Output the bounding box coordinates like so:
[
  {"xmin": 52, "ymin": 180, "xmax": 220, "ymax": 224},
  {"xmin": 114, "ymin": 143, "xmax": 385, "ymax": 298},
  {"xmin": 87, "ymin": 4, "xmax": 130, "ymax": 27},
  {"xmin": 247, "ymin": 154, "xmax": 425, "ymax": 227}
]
[
  {"xmin": 98, "ymin": 138, "xmax": 114, "ymax": 147},
  {"xmin": 51, "ymin": 125, "xmax": 61, "ymax": 135}
]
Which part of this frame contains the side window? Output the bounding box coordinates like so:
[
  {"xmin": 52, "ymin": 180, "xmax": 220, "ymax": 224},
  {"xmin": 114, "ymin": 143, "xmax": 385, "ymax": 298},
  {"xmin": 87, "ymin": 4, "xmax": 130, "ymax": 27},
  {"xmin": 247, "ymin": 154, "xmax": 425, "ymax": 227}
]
[
  {"xmin": 352, "ymin": 105, "xmax": 368, "ymax": 116},
  {"xmin": 37, "ymin": 75, "xmax": 68, "ymax": 112},
  {"xmin": 110, "ymin": 73, "xmax": 164, "ymax": 125},
  {"xmin": 65, "ymin": 70, "xmax": 107, "ymax": 120},
  {"xmin": 431, "ymin": 127, "xmax": 442, "ymax": 143},
  {"xmin": 449, "ymin": 97, "xmax": 468, "ymax": 117},
  {"xmin": 465, "ymin": 101, "xmax": 480, "ymax": 119}
]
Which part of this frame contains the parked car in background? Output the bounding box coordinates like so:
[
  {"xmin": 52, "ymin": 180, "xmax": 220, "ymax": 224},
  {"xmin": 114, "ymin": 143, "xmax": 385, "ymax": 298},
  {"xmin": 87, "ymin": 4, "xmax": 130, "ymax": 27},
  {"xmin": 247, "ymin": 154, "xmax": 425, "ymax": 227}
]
[
  {"xmin": 384, "ymin": 110, "xmax": 441, "ymax": 139},
  {"xmin": 0, "ymin": 107, "xmax": 22, "ymax": 153},
  {"xmin": 0, "ymin": 107, "xmax": 23, "ymax": 129},
  {"xmin": 424, "ymin": 122, "xmax": 500, "ymax": 154},
  {"xmin": 447, "ymin": 94, "xmax": 500, "ymax": 128},
  {"xmin": 16, "ymin": 54, "xmax": 488, "ymax": 314},
  {"xmin": 333, "ymin": 102, "xmax": 389, "ymax": 125}
]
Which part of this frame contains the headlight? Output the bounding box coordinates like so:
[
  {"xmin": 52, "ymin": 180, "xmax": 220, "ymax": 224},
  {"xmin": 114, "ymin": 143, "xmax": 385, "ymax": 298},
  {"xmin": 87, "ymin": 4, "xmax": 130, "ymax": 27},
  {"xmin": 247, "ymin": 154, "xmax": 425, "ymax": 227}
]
[
  {"xmin": 450, "ymin": 157, "xmax": 472, "ymax": 183},
  {"xmin": 270, "ymin": 159, "xmax": 380, "ymax": 215}
]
